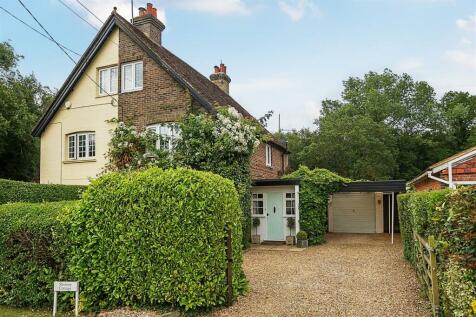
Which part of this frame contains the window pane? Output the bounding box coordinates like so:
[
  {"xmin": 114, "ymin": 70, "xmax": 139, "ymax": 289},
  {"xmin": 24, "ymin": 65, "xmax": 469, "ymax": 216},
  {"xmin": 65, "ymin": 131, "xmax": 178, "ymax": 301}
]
[
  {"xmin": 110, "ymin": 67, "xmax": 117, "ymax": 93},
  {"xmin": 88, "ymin": 134, "xmax": 95, "ymax": 157},
  {"xmin": 135, "ymin": 62, "xmax": 143, "ymax": 89},
  {"xmin": 78, "ymin": 134, "xmax": 87, "ymax": 158},
  {"xmin": 123, "ymin": 64, "xmax": 133, "ymax": 91},
  {"xmin": 68, "ymin": 135, "xmax": 76, "ymax": 159},
  {"xmin": 99, "ymin": 69, "xmax": 108, "ymax": 95}
]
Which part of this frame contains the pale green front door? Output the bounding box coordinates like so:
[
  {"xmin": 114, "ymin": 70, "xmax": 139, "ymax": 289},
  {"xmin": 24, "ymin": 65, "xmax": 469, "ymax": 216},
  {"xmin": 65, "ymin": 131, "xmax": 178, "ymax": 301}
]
[{"xmin": 267, "ymin": 192, "xmax": 284, "ymax": 241}]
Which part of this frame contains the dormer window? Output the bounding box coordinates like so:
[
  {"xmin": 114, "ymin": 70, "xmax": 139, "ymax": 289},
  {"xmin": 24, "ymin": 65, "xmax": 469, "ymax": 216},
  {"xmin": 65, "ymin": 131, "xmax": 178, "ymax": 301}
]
[
  {"xmin": 265, "ymin": 144, "xmax": 272, "ymax": 167},
  {"xmin": 98, "ymin": 66, "xmax": 118, "ymax": 95},
  {"xmin": 122, "ymin": 61, "xmax": 143, "ymax": 92}
]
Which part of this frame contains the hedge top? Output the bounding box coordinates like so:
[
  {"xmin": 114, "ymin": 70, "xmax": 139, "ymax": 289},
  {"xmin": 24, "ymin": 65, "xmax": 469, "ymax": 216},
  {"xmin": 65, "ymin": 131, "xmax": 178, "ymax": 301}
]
[{"xmin": 0, "ymin": 179, "xmax": 85, "ymax": 204}]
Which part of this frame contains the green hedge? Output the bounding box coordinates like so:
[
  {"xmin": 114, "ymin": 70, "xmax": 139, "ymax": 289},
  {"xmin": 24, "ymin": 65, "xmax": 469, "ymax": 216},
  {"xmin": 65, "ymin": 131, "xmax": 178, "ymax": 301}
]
[
  {"xmin": 0, "ymin": 179, "xmax": 85, "ymax": 204},
  {"xmin": 284, "ymin": 166, "xmax": 350, "ymax": 245},
  {"xmin": 0, "ymin": 201, "xmax": 77, "ymax": 307},
  {"xmin": 397, "ymin": 189, "xmax": 450, "ymax": 264},
  {"xmin": 397, "ymin": 187, "xmax": 475, "ymax": 316},
  {"xmin": 67, "ymin": 167, "xmax": 247, "ymax": 311}
]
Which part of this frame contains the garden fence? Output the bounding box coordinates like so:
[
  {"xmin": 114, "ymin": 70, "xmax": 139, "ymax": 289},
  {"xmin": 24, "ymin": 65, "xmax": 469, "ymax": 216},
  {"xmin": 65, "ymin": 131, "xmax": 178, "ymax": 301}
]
[{"xmin": 414, "ymin": 232, "xmax": 440, "ymax": 316}]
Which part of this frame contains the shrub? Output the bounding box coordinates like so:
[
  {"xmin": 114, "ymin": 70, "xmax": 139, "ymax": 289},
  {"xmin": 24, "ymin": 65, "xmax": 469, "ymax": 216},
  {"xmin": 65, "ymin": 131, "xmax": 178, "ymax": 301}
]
[
  {"xmin": 284, "ymin": 166, "xmax": 350, "ymax": 245},
  {"xmin": 397, "ymin": 186, "xmax": 475, "ymax": 316},
  {"xmin": 296, "ymin": 231, "xmax": 308, "ymax": 241},
  {"xmin": 0, "ymin": 201, "xmax": 77, "ymax": 307},
  {"xmin": 0, "ymin": 178, "xmax": 85, "ymax": 204},
  {"xmin": 67, "ymin": 167, "xmax": 247, "ymax": 311},
  {"xmin": 397, "ymin": 189, "xmax": 450, "ymax": 264}
]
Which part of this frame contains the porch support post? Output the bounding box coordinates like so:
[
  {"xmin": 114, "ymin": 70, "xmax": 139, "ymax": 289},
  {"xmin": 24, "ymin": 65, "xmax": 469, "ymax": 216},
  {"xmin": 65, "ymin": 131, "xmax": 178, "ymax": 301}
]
[
  {"xmin": 391, "ymin": 192, "xmax": 395, "ymax": 244},
  {"xmin": 295, "ymin": 184, "xmax": 300, "ymax": 235}
]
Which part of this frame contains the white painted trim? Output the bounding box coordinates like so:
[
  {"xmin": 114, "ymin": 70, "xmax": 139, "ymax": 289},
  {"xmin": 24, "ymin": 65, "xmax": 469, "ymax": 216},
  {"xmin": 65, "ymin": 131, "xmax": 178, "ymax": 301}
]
[
  {"xmin": 295, "ymin": 184, "xmax": 300, "ymax": 234},
  {"xmin": 98, "ymin": 66, "xmax": 118, "ymax": 96},
  {"xmin": 121, "ymin": 61, "xmax": 143, "ymax": 92},
  {"xmin": 265, "ymin": 144, "xmax": 272, "ymax": 167}
]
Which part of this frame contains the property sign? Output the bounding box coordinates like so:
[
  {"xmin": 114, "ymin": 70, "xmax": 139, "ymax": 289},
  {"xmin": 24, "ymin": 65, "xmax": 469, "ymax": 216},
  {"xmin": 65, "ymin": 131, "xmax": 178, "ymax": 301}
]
[{"xmin": 53, "ymin": 281, "xmax": 80, "ymax": 317}]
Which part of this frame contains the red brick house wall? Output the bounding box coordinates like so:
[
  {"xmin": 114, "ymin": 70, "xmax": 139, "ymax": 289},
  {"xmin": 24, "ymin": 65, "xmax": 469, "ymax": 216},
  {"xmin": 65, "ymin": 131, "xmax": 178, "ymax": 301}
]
[
  {"xmin": 117, "ymin": 29, "xmax": 287, "ymax": 180},
  {"xmin": 251, "ymin": 143, "xmax": 288, "ymax": 179},
  {"xmin": 413, "ymin": 156, "xmax": 476, "ymax": 191}
]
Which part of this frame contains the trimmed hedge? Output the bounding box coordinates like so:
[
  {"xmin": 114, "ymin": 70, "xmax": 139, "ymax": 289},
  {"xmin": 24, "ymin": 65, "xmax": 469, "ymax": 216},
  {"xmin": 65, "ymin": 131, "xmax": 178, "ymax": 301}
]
[
  {"xmin": 0, "ymin": 179, "xmax": 85, "ymax": 204},
  {"xmin": 0, "ymin": 201, "xmax": 78, "ymax": 307},
  {"xmin": 283, "ymin": 166, "xmax": 350, "ymax": 245},
  {"xmin": 397, "ymin": 189, "xmax": 450, "ymax": 265},
  {"xmin": 398, "ymin": 187, "xmax": 476, "ymax": 316},
  {"xmin": 67, "ymin": 167, "xmax": 247, "ymax": 311}
]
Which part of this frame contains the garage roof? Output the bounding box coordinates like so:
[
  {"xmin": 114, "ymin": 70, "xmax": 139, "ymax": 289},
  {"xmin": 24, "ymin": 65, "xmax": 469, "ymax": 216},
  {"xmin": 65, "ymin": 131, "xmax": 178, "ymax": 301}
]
[{"xmin": 337, "ymin": 180, "xmax": 406, "ymax": 193}]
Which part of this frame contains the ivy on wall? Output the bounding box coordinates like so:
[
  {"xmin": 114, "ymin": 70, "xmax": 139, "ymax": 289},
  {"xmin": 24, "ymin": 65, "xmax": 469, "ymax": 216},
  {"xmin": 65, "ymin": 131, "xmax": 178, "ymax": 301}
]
[{"xmin": 284, "ymin": 166, "xmax": 350, "ymax": 245}]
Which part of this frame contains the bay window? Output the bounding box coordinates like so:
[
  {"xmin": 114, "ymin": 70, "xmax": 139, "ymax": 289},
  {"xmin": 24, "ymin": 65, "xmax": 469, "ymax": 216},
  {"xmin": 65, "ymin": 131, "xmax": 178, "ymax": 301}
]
[{"xmin": 67, "ymin": 132, "xmax": 95, "ymax": 160}]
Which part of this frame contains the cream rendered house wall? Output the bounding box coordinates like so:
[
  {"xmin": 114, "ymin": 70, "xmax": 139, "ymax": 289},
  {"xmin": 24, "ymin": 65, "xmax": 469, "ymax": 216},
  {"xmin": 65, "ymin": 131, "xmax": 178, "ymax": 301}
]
[{"xmin": 40, "ymin": 29, "xmax": 119, "ymax": 185}]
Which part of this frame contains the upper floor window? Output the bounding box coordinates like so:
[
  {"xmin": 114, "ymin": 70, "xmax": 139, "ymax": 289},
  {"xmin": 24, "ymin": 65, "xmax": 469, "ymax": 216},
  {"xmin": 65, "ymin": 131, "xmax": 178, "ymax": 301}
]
[
  {"xmin": 147, "ymin": 123, "xmax": 180, "ymax": 151},
  {"xmin": 98, "ymin": 66, "xmax": 118, "ymax": 95},
  {"xmin": 252, "ymin": 193, "xmax": 264, "ymax": 215},
  {"xmin": 122, "ymin": 61, "xmax": 143, "ymax": 92},
  {"xmin": 265, "ymin": 144, "xmax": 272, "ymax": 167},
  {"xmin": 285, "ymin": 192, "xmax": 296, "ymax": 215},
  {"xmin": 67, "ymin": 132, "xmax": 95, "ymax": 160}
]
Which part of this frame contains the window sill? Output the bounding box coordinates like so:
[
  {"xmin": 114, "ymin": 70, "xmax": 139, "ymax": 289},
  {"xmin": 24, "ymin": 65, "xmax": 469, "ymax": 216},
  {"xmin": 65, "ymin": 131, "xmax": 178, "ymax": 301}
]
[
  {"xmin": 97, "ymin": 92, "xmax": 118, "ymax": 98},
  {"xmin": 63, "ymin": 159, "xmax": 97, "ymax": 164},
  {"xmin": 252, "ymin": 215, "xmax": 266, "ymax": 218},
  {"xmin": 121, "ymin": 88, "xmax": 143, "ymax": 94}
]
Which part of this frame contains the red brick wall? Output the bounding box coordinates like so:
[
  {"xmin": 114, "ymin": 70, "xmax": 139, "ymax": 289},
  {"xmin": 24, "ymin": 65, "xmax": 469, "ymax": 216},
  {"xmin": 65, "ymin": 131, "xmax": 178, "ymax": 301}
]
[
  {"xmin": 251, "ymin": 143, "xmax": 288, "ymax": 180},
  {"xmin": 414, "ymin": 156, "xmax": 476, "ymax": 191},
  {"xmin": 118, "ymin": 29, "xmax": 199, "ymax": 128},
  {"xmin": 414, "ymin": 178, "xmax": 446, "ymax": 191}
]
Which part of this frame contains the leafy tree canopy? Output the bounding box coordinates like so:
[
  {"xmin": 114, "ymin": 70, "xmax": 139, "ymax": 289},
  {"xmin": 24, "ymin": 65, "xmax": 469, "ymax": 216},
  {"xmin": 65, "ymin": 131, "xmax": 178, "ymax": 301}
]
[
  {"xmin": 282, "ymin": 69, "xmax": 475, "ymax": 180},
  {"xmin": 0, "ymin": 42, "xmax": 53, "ymax": 181}
]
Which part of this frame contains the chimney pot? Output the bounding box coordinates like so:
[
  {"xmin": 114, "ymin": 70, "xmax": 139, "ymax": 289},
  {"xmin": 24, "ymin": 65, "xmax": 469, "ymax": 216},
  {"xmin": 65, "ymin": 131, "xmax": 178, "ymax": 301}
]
[
  {"xmin": 134, "ymin": 2, "xmax": 165, "ymax": 45},
  {"xmin": 210, "ymin": 63, "xmax": 231, "ymax": 94}
]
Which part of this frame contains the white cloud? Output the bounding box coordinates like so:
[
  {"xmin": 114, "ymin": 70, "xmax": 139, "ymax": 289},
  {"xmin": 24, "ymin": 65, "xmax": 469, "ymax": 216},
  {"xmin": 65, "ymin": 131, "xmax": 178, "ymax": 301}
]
[
  {"xmin": 461, "ymin": 37, "xmax": 473, "ymax": 45},
  {"xmin": 278, "ymin": 0, "xmax": 320, "ymax": 22},
  {"xmin": 456, "ymin": 14, "xmax": 476, "ymax": 32},
  {"xmin": 64, "ymin": 0, "xmax": 166, "ymax": 28},
  {"xmin": 165, "ymin": 0, "xmax": 250, "ymax": 15},
  {"xmin": 445, "ymin": 49, "xmax": 476, "ymax": 70},
  {"xmin": 394, "ymin": 58, "xmax": 424, "ymax": 72}
]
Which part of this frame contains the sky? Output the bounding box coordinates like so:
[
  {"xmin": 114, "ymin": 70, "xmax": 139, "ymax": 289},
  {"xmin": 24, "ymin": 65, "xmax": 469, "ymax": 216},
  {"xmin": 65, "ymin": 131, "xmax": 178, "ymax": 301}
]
[{"xmin": 1, "ymin": 0, "xmax": 475, "ymax": 132}]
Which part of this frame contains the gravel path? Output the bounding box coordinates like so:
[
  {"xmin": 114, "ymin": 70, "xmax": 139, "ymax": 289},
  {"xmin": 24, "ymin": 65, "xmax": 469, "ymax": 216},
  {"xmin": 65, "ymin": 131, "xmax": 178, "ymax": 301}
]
[{"xmin": 209, "ymin": 233, "xmax": 430, "ymax": 317}]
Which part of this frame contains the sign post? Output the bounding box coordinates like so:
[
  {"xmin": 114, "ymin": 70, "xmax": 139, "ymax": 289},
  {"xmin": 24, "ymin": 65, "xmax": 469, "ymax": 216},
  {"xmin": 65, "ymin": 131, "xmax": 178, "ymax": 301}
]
[{"xmin": 53, "ymin": 281, "xmax": 79, "ymax": 317}]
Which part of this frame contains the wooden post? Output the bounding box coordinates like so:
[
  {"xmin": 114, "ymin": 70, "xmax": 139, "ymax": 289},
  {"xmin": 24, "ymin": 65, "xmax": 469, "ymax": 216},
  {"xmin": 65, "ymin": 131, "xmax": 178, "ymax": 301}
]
[
  {"xmin": 428, "ymin": 237, "xmax": 440, "ymax": 316},
  {"xmin": 225, "ymin": 226, "xmax": 233, "ymax": 307}
]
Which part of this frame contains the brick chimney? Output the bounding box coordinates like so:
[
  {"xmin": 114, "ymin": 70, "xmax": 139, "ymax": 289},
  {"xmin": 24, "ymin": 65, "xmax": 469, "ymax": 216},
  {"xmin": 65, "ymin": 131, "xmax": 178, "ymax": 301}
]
[
  {"xmin": 210, "ymin": 63, "xmax": 231, "ymax": 94},
  {"xmin": 133, "ymin": 3, "xmax": 165, "ymax": 45}
]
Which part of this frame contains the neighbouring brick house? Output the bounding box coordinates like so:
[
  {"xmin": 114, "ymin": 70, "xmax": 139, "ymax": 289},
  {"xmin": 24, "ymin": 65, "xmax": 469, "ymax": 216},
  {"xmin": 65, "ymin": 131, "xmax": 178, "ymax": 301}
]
[
  {"xmin": 408, "ymin": 146, "xmax": 476, "ymax": 191},
  {"xmin": 33, "ymin": 3, "xmax": 297, "ymax": 242}
]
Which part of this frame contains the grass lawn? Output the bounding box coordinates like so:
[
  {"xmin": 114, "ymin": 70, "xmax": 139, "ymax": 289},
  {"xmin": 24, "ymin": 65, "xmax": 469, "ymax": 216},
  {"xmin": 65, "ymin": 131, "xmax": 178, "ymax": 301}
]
[{"xmin": 0, "ymin": 306, "xmax": 87, "ymax": 317}]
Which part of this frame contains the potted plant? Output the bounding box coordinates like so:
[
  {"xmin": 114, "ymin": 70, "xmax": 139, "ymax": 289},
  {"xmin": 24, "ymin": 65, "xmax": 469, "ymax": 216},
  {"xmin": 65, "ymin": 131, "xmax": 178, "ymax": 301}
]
[
  {"xmin": 286, "ymin": 217, "xmax": 295, "ymax": 245},
  {"xmin": 296, "ymin": 230, "xmax": 308, "ymax": 248},
  {"xmin": 251, "ymin": 217, "xmax": 261, "ymax": 244}
]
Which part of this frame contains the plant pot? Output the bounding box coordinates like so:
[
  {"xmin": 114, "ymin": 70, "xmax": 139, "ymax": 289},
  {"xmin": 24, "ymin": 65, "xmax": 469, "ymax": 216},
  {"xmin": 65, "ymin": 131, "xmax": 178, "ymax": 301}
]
[
  {"xmin": 251, "ymin": 235, "xmax": 261, "ymax": 244},
  {"xmin": 286, "ymin": 235, "xmax": 295, "ymax": 245},
  {"xmin": 297, "ymin": 239, "xmax": 308, "ymax": 248}
]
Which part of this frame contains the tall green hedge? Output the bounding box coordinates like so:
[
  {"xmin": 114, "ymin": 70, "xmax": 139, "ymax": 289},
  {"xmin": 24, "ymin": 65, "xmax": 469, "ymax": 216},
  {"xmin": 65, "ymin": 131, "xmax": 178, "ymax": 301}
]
[
  {"xmin": 0, "ymin": 179, "xmax": 85, "ymax": 204},
  {"xmin": 67, "ymin": 167, "xmax": 247, "ymax": 311},
  {"xmin": 283, "ymin": 166, "xmax": 350, "ymax": 245},
  {"xmin": 397, "ymin": 189, "xmax": 450, "ymax": 264},
  {"xmin": 397, "ymin": 187, "xmax": 475, "ymax": 316},
  {"xmin": 0, "ymin": 201, "xmax": 77, "ymax": 307}
]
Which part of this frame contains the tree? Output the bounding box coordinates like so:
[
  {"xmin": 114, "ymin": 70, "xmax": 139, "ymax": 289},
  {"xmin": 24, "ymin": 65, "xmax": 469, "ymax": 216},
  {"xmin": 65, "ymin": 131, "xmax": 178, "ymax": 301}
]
[
  {"xmin": 0, "ymin": 42, "xmax": 53, "ymax": 181},
  {"xmin": 282, "ymin": 69, "xmax": 475, "ymax": 180}
]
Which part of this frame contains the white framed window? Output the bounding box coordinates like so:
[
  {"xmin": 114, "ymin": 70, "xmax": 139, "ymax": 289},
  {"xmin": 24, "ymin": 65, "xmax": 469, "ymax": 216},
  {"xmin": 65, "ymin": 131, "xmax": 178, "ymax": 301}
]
[
  {"xmin": 285, "ymin": 192, "xmax": 296, "ymax": 215},
  {"xmin": 252, "ymin": 193, "xmax": 264, "ymax": 215},
  {"xmin": 98, "ymin": 66, "xmax": 118, "ymax": 95},
  {"xmin": 67, "ymin": 132, "xmax": 95, "ymax": 160},
  {"xmin": 265, "ymin": 144, "xmax": 272, "ymax": 167},
  {"xmin": 122, "ymin": 61, "xmax": 143, "ymax": 92},
  {"xmin": 147, "ymin": 123, "xmax": 180, "ymax": 151}
]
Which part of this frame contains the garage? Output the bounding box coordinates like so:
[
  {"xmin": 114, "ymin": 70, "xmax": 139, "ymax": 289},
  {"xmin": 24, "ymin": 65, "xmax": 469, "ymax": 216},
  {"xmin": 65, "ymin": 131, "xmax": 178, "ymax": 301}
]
[
  {"xmin": 330, "ymin": 192, "xmax": 376, "ymax": 233},
  {"xmin": 328, "ymin": 181, "xmax": 406, "ymax": 241}
]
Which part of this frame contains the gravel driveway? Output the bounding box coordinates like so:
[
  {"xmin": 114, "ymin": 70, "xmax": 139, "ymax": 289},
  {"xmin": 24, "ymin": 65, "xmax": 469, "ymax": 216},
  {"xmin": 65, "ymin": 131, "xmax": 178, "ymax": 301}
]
[{"xmin": 209, "ymin": 233, "xmax": 430, "ymax": 317}]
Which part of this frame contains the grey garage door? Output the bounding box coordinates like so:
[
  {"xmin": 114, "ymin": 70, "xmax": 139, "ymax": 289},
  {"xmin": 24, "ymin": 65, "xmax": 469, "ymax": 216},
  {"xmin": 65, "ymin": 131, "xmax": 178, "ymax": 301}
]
[{"xmin": 330, "ymin": 192, "xmax": 376, "ymax": 233}]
